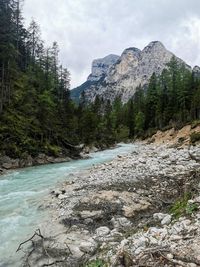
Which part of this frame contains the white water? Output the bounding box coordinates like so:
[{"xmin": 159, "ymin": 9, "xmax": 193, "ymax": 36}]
[{"xmin": 0, "ymin": 143, "xmax": 136, "ymax": 266}]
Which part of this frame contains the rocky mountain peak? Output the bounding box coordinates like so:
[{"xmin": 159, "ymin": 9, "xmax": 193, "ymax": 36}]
[
  {"xmin": 87, "ymin": 54, "xmax": 119, "ymax": 82},
  {"xmin": 120, "ymin": 47, "xmax": 141, "ymax": 65},
  {"xmin": 121, "ymin": 47, "xmax": 141, "ymax": 57},
  {"xmin": 71, "ymin": 41, "xmax": 191, "ymax": 103},
  {"xmin": 143, "ymin": 41, "xmax": 166, "ymax": 52}
]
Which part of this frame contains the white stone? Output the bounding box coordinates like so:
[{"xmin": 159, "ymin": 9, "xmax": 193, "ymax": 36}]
[
  {"xmin": 161, "ymin": 215, "xmax": 172, "ymax": 225},
  {"xmin": 169, "ymin": 235, "xmax": 182, "ymax": 241},
  {"xmin": 193, "ymin": 196, "xmax": 200, "ymax": 203},
  {"xmin": 166, "ymin": 253, "xmax": 174, "ymax": 260},
  {"xmin": 188, "ymin": 264, "xmax": 197, "ymax": 267},
  {"xmin": 134, "ymin": 247, "xmax": 144, "ymax": 255},
  {"xmin": 149, "ymin": 236, "xmax": 158, "ymax": 245},
  {"xmin": 95, "ymin": 226, "xmax": 110, "ymax": 236},
  {"xmin": 153, "ymin": 213, "xmax": 168, "ymax": 221},
  {"xmin": 79, "ymin": 240, "xmax": 98, "ymax": 254},
  {"xmin": 134, "ymin": 236, "xmax": 147, "ymax": 248}
]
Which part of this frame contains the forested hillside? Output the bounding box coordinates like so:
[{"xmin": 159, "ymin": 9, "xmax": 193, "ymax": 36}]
[{"xmin": 0, "ymin": 1, "xmax": 200, "ymax": 161}]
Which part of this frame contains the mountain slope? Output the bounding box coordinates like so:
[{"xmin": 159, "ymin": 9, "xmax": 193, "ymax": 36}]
[
  {"xmin": 71, "ymin": 54, "xmax": 119, "ymax": 102},
  {"xmin": 71, "ymin": 41, "xmax": 192, "ymax": 103}
]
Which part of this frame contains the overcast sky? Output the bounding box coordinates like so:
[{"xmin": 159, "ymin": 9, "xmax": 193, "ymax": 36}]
[{"xmin": 23, "ymin": 0, "xmax": 200, "ymax": 88}]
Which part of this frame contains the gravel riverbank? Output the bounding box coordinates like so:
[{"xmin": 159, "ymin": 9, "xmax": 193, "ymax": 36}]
[{"xmin": 22, "ymin": 142, "xmax": 200, "ymax": 267}]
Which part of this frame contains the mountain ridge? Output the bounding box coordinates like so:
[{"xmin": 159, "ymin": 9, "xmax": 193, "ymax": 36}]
[{"xmin": 71, "ymin": 41, "xmax": 197, "ymax": 103}]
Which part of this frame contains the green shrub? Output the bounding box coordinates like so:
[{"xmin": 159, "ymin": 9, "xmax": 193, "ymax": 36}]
[
  {"xmin": 170, "ymin": 193, "xmax": 190, "ymax": 218},
  {"xmin": 45, "ymin": 144, "xmax": 62, "ymax": 157},
  {"xmin": 191, "ymin": 120, "xmax": 200, "ymax": 129},
  {"xmin": 190, "ymin": 132, "xmax": 200, "ymax": 144},
  {"xmin": 4, "ymin": 143, "xmax": 22, "ymax": 158}
]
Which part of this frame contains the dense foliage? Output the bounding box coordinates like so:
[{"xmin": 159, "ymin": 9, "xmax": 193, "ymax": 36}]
[
  {"xmin": 0, "ymin": 1, "xmax": 200, "ymax": 160},
  {"xmin": 122, "ymin": 57, "xmax": 200, "ymax": 138},
  {"xmin": 0, "ymin": 0, "xmax": 77, "ymax": 158}
]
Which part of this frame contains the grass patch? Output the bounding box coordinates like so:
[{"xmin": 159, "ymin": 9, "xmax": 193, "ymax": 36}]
[
  {"xmin": 170, "ymin": 193, "xmax": 198, "ymax": 218},
  {"xmin": 185, "ymin": 203, "xmax": 199, "ymax": 215}
]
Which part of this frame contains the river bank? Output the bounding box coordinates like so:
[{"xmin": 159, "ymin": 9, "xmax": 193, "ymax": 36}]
[
  {"xmin": 1, "ymin": 123, "xmax": 199, "ymax": 174},
  {"xmin": 0, "ymin": 143, "xmax": 118, "ymax": 175},
  {"xmin": 22, "ymin": 142, "xmax": 200, "ymax": 267}
]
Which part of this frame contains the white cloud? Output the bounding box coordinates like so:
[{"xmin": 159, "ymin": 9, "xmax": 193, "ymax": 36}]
[{"xmin": 23, "ymin": 0, "xmax": 200, "ymax": 88}]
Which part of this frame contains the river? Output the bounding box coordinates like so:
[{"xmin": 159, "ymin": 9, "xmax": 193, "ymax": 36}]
[{"xmin": 0, "ymin": 143, "xmax": 136, "ymax": 266}]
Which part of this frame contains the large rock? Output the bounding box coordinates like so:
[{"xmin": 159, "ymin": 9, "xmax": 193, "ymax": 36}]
[
  {"xmin": 2, "ymin": 162, "xmax": 13, "ymax": 169},
  {"xmin": 0, "ymin": 157, "xmax": 20, "ymax": 169},
  {"xmin": 34, "ymin": 153, "xmax": 47, "ymax": 165}
]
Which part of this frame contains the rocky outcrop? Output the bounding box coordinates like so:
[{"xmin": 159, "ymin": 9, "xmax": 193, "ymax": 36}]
[
  {"xmin": 71, "ymin": 41, "xmax": 192, "ymax": 103},
  {"xmin": 87, "ymin": 54, "xmax": 120, "ymax": 82},
  {"xmin": 70, "ymin": 54, "xmax": 119, "ymax": 102},
  {"xmin": 147, "ymin": 124, "xmax": 200, "ymax": 146},
  {"xmin": 0, "ymin": 154, "xmax": 72, "ymax": 172},
  {"xmin": 0, "ymin": 144, "xmax": 83, "ymax": 172}
]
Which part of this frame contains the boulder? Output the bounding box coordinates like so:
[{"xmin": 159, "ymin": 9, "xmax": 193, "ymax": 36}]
[{"xmin": 2, "ymin": 162, "xmax": 13, "ymax": 169}]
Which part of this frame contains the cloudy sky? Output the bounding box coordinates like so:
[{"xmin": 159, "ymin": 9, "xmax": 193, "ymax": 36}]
[{"xmin": 23, "ymin": 0, "xmax": 200, "ymax": 88}]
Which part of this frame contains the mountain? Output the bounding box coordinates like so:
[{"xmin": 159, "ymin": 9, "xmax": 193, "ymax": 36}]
[
  {"xmin": 70, "ymin": 54, "xmax": 119, "ymax": 102},
  {"xmin": 71, "ymin": 41, "xmax": 192, "ymax": 103}
]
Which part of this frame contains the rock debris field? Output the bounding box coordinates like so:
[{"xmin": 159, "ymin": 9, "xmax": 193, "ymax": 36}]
[{"xmin": 23, "ymin": 143, "xmax": 200, "ymax": 267}]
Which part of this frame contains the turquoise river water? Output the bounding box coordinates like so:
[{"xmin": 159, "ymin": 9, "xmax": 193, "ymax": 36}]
[{"xmin": 0, "ymin": 143, "xmax": 136, "ymax": 266}]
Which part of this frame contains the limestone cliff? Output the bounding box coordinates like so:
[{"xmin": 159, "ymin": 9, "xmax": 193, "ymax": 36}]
[{"xmin": 71, "ymin": 41, "xmax": 192, "ymax": 103}]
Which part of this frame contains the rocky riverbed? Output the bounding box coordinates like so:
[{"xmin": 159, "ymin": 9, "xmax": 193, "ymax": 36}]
[{"xmin": 21, "ymin": 142, "xmax": 200, "ymax": 267}]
